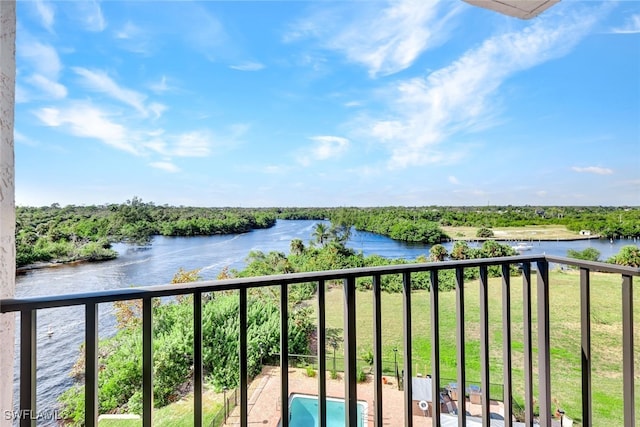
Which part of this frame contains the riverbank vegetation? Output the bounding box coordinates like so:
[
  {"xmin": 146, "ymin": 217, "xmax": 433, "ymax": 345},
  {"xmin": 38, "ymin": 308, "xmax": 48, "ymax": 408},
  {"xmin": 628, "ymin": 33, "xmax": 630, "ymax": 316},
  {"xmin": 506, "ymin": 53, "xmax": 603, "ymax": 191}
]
[
  {"xmin": 58, "ymin": 229, "xmax": 638, "ymax": 425},
  {"xmin": 16, "ymin": 201, "xmax": 639, "ymax": 268}
]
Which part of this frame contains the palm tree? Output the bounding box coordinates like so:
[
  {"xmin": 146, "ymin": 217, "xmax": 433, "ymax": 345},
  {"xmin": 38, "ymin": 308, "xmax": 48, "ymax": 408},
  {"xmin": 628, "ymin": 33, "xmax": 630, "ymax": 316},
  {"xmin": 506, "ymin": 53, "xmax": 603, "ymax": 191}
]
[
  {"xmin": 289, "ymin": 238, "xmax": 305, "ymax": 255},
  {"xmin": 312, "ymin": 223, "xmax": 330, "ymax": 247}
]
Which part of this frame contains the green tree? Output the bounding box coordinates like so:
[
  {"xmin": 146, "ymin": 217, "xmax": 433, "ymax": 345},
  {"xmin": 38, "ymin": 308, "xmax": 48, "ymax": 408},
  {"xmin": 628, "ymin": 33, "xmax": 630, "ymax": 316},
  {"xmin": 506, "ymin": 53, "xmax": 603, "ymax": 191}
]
[
  {"xmin": 430, "ymin": 244, "xmax": 448, "ymax": 261},
  {"xmin": 567, "ymin": 247, "xmax": 600, "ymax": 262},
  {"xmin": 607, "ymin": 245, "xmax": 640, "ymax": 267}
]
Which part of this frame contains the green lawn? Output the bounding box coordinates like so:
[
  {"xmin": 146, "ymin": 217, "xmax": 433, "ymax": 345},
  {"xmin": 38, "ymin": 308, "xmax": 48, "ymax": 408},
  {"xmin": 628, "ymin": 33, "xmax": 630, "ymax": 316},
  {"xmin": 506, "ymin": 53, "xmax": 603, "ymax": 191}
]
[
  {"xmin": 97, "ymin": 389, "xmax": 223, "ymax": 427},
  {"xmin": 313, "ymin": 269, "xmax": 640, "ymax": 426}
]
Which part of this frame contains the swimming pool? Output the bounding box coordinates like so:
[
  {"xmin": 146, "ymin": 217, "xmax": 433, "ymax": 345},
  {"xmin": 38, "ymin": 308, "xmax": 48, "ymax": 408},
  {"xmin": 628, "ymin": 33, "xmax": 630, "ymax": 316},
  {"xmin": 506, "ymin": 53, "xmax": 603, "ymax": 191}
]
[{"xmin": 283, "ymin": 393, "xmax": 367, "ymax": 427}]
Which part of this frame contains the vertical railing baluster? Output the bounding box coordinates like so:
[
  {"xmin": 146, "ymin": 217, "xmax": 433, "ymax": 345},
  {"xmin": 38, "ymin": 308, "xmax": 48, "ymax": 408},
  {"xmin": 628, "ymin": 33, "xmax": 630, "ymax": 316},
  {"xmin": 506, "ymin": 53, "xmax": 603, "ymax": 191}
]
[
  {"xmin": 402, "ymin": 272, "xmax": 413, "ymax": 427},
  {"xmin": 239, "ymin": 288, "xmax": 248, "ymax": 427},
  {"xmin": 194, "ymin": 292, "xmax": 203, "ymax": 427},
  {"xmin": 142, "ymin": 297, "xmax": 153, "ymax": 427},
  {"xmin": 455, "ymin": 267, "xmax": 466, "ymax": 427},
  {"xmin": 522, "ymin": 263, "xmax": 533, "ymax": 426},
  {"xmin": 430, "ymin": 270, "xmax": 441, "ymax": 427},
  {"xmin": 280, "ymin": 283, "xmax": 289, "ymax": 427},
  {"xmin": 537, "ymin": 261, "xmax": 551, "ymax": 427},
  {"xmin": 373, "ymin": 274, "xmax": 383, "ymax": 427},
  {"xmin": 579, "ymin": 268, "xmax": 592, "ymax": 427},
  {"xmin": 501, "ymin": 264, "xmax": 513, "ymax": 426},
  {"xmin": 317, "ymin": 280, "xmax": 327, "ymax": 427},
  {"xmin": 85, "ymin": 303, "xmax": 99, "ymax": 427},
  {"xmin": 20, "ymin": 309, "xmax": 36, "ymax": 427},
  {"xmin": 622, "ymin": 274, "xmax": 635, "ymax": 426},
  {"xmin": 479, "ymin": 265, "xmax": 490, "ymax": 426},
  {"xmin": 343, "ymin": 276, "xmax": 357, "ymax": 427}
]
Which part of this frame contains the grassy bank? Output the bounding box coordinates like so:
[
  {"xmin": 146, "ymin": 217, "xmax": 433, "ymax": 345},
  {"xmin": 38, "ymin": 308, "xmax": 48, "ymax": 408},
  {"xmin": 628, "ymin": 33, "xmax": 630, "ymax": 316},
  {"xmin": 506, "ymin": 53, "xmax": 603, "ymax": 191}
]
[
  {"xmin": 97, "ymin": 389, "xmax": 222, "ymax": 427},
  {"xmin": 314, "ymin": 269, "xmax": 639, "ymax": 425},
  {"xmin": 442, "ymin": 225, "xmax": 592, "ymax": 241}
]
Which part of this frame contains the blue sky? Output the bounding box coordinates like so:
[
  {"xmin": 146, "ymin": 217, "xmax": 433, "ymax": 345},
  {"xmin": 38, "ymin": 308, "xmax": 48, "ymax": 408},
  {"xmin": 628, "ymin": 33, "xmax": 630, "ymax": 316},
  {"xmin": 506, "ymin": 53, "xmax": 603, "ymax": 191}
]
[{"xmin": 14, "ymin": 0, "xmax": 640, "ymax": 207}]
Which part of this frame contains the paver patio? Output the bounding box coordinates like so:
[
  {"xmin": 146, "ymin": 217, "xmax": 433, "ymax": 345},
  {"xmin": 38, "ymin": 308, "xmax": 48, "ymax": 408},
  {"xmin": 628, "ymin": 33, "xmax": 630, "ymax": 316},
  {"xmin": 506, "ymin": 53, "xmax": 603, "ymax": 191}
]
[{"xmin": 223, "ymin": 366, "xmax": 505, "ymax": 426}]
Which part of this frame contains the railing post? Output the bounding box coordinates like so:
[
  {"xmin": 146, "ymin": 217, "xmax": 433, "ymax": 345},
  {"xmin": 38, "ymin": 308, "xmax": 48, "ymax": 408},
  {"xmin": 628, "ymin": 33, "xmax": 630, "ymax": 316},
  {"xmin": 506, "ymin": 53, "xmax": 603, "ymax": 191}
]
[
  {"xmin": 622, "ymin": 274, "xmax": 635, "ymax": 426},
  {"xmin": 142, "ymin": 297, "xmax": 153, "ymax": 427},
  {"xmin": 343, "ymin": 276, "xmax": 357, "ymax": 427},
  {"xmin": 19, "ymin": 309, "xmax": 36, "ymax": 427},
  {"xmin": 85, "ymin": 303, "xmax": 99, "ymax": 427},
  {"xmin": 501, "ymin": 264, "xmax": 513, "ymax": 426},
  {"xmin": 430, "ymin": 270, "xmax": 441, "ymax": 427},
  {"xmin": 373, "ymin": 274, "xmax": 383, "ymax": 427},
  {"xmin": 522, "ymin": 263, "xmax": 534, "ymax": 425},
  {"xmin": 580, "ymin": 268, "xmax": 592, "ymax": 427},
  {"xmin": 194, "ymin": 292, "xmax": 203, "ymax": 427},
  {"xmin": 479, "ymin": 265, "xmax": 490, "ymax": 426},
  {"xmin": 317, "ymin": 280, "xmax": 327, "ymax": 427},
  {"xmin": 537, "ymin": 260, "xmax": 551, "ymax": 427},
  {"xmin": 280, "ymin": 283, "xmax": 289, "ymax": 427},
  {"xmin": 455, "ymin": 267, "xmax": 466, "ymax": 425},
  {"xmin": 239, "ymin": 288, "xmax": 248, "ymax": 427},
  {"xmin": 402, "ymin": 272, "xmax": 413, "ymax": 427}
]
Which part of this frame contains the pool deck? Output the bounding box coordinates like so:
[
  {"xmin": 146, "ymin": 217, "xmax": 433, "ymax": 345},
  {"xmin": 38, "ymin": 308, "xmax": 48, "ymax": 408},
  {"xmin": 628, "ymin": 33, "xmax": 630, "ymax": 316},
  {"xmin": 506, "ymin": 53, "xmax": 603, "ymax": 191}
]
[{"xmin": 223, "ymin": 365, "xmax": 504, "ymax": 426}]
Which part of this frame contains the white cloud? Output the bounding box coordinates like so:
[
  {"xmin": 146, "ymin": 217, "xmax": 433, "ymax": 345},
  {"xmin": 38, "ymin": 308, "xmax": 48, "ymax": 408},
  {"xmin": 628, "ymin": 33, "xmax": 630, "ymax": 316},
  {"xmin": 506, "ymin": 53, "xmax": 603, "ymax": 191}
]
[
  {"xmin": 73, "ymin": 67, "xmax": 149, "ymax": 116},
  {"xmin": 34, "ymin": 103, "xmax": 138, "ymax": 155},
  {"xmin": 149, "ymin": 161, "xmax": 180, "ymax": 173},
  {"xmin": 286, "ymin": 0, "xmax": 460, "ymax": 77},
  {"xmin": 362, "ymin": 6, "xmax": 601, "ymax": 169},
  {"xmin": 571, "ymin": 166, "xmax": 613, "ymax": 175},
  {"xmin": 33, "ymin": 0, "xmax": 55, "ymax": 32},
  {"xmin": 26, "ymin": 74, "xmax": 67, "ymax": 99},
  {"xmin": 309, "ymin": 136, "xmax": 349, "ymax": 160},
  {"xmin": 230, "ymin": 62, "xmax": 265, "ymax": 71},
  {"xmin": 611, "ymin": 14, "xmax": 640, "ymax": 34},
  {"xmin": 448, "ymin": 176, "xmax": 459, "ymax": 185}
]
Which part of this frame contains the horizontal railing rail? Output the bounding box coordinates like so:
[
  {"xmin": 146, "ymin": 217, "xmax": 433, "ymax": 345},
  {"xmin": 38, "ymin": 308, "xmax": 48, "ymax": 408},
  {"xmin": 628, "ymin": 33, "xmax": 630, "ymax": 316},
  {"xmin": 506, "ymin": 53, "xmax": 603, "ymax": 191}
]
[{"xmin": 1, "ymin": 255, "xmax": 637, "ymax": 427}]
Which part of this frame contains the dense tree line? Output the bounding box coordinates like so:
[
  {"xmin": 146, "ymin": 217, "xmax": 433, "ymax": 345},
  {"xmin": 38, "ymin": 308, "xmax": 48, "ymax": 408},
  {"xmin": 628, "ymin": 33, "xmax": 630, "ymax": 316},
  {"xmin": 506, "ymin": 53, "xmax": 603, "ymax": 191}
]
[{"xmin": 15, "ymin": 198, "xmax": 276, "ymax": 268}]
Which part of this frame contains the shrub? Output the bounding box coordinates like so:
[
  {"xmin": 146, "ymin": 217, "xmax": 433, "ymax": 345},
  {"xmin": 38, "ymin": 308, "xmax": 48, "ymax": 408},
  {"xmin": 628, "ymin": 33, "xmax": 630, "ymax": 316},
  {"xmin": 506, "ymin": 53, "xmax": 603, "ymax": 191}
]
[{"xmin": 476, "ymin": 227, "xmax": 494, "ymax": 238}]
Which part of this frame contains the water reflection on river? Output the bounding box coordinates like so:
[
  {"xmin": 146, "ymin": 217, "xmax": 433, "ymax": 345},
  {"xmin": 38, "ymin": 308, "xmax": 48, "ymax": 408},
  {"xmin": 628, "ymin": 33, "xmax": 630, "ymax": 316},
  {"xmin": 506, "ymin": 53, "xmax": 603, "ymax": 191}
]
[{"xmin": 11, "ymin": 220, "xmax": 638, "ymax": 423}]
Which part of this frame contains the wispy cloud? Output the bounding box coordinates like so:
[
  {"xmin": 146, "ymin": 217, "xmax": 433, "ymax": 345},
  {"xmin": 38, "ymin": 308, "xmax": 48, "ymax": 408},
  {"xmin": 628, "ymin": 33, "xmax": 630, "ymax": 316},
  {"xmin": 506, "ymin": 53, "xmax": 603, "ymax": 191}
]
[
  {"xmin": 362, "ymin": 5, "xmax": 602, "ymax": 169},
  {"xmin": 34, "ymin": 103, "xmax": 138, "ymax": 155},
  {"xmin": 149, "ymin": 76, "xmax": 174, "ymax": 93},
  {"xmin": 230, "ymin": 62, "xmax": 265, "ymax": 71},
  {"xmin": 19, "ymin": 38, "xmax": 62, "ymax": 78},
  {"xmin": 33, "ymin": 0, "xmax": 55, "ymax": 32},
  {"xmin": 286, "ymin": 0, "xmax": 460, "ymax": 77},
  {"xmin": 149, "ymin": 161, "xmax": 180, "ymax": 173},
  {"xmin": 572, "ymin": 166, "xmax": 613, "ymax": 175},
  {"xmin": 310, "ymin": 136, "xmax": 349, "ymax": 160},
  {"xmin": 74, "ymin": 0, "xmax": 106, "ymax": 32},
  {"xmin": 17, "ymin": 36, "xmax": 67, "ymax": 101},
  {"xmin": 610, "ymin": 13, "xmax": 640, "ymax": 34},
  {"xmin": 298, "ymin": 136, "xmax": 350, "ymax": 165},
  {"xmin": 448, "ymin": 176, "xmax": 459, "ymax": 185},
  {"xmin": 73, "ymin": 67, "xmax": 153, "ymax": 116},
  {"xmin": 113, "ymin": 21, "xmax": 152, "ymax": 54},
  {"xmin": 25, "ymin": 74, "xmax": 67, "ymax": 99}
]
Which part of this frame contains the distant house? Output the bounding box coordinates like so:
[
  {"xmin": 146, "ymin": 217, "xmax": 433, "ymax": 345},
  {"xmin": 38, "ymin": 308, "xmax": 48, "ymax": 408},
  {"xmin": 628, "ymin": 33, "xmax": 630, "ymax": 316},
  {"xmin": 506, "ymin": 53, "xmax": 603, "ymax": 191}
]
[{"xmin": 580, "ymin": 230, "xmax": 592, "ymax": 236}]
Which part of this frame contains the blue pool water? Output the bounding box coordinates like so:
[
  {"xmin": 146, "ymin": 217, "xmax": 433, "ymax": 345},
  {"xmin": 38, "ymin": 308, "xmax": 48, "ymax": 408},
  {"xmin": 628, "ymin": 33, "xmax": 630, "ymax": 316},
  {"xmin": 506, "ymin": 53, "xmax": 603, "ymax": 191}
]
[{"xmin": 287, "ymin": 394, "xmax": 367, "ymax": 427}]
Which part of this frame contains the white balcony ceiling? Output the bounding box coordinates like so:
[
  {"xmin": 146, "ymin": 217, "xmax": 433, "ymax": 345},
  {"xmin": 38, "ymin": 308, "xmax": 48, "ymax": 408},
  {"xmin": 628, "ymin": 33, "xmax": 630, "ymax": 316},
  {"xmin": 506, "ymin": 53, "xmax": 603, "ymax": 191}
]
[{"xmin": 464, "ymin": 0, "xmax": 560, "ymax": 19}]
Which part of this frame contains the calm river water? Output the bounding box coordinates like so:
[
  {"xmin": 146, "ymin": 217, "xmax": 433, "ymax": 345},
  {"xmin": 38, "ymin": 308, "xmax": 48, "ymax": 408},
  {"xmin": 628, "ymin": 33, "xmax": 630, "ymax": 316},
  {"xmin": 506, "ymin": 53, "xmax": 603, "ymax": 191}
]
[{"xmin": 11, "ymin": 220, "xmax": 638, "ymax": 423}]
